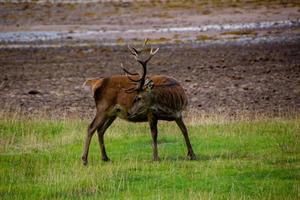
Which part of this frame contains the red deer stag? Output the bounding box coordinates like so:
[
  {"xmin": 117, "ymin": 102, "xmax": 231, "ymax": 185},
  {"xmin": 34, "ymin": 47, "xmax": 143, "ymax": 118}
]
[{"xmin": 82, "ymin": 40, "xmax": 195, "ymax": 165}]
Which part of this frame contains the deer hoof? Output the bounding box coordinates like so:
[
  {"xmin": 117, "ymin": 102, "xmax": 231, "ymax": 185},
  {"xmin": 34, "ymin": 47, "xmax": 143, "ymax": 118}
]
[
  {"xmin": 102, "ymin": 157, "xmax": 110, "ymax": 162},
  {"xmin": 83, "ymin": 161, "xmax": 88, "ymax": 166},
  {"xmin": 153, "ymin": 157, "xmax": 161, "ymax": 161},
  {"xmin": 82, "ymin": 157, "xmax": 88, "ymax": 166},
  {"xmin": 189, "ymin": 153, "xmax": 197, "ymax": 160}
]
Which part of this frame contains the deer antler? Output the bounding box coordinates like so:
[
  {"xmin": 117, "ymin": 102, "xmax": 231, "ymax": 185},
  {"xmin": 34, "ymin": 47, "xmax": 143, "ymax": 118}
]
[
  {"xmin": 120, "ymin": 63, "xmax": 138, "ymax": 76},
  {"xmin": 122, "ymin": 39, "xmax": 159, "ymax": 92},
  {"xmin": 127, "ymin": 38, "xmax": 148, "ymax": 58},
  {"xmin": 140, "ymin": 47, "xmax": 159, "ymax": 65},
  {"xmin": 120, "ymin": 63, "xmax": 141, "ymax": 83}
]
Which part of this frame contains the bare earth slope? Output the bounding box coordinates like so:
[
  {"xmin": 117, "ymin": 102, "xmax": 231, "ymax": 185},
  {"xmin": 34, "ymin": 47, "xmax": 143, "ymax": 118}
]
[{"xmin": 0, "ymin": 1, "xmax": 299, "ymax": 116}]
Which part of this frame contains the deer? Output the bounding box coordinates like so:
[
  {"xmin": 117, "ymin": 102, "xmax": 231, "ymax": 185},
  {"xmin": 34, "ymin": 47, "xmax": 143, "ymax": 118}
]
[{"xmin": 82, "ymin": 39, "xmax": 196, "ymax": 165}]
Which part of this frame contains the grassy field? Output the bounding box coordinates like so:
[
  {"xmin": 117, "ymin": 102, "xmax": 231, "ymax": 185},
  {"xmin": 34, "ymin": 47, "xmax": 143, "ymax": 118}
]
[{"xmin": 0, "ymin": 114, "xmax": 299, "ymax": 199}]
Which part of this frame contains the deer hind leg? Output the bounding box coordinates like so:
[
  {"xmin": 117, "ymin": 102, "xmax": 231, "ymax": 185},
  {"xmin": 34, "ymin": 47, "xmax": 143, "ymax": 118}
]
[
  {"xmin": 82, "ymin": 113, "xmax": 105, "ymax": 165},
  {"xmin": 97, "ymin": 116, "xmax": 116, "ymax": 161},
  {"xmin": 149, "ymin": 116, "xmax": 160, "ymax": 161},
  {"xmin": 175, "ymin": 118, "xmax": 196, "ymax": 160}
]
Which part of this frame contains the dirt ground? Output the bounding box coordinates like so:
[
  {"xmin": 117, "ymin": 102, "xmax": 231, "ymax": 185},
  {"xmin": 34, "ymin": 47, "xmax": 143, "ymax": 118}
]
[
  {"xmin": 1, "ymin": 41, "xmax": 299, "ymax": 117},
  {"xmin": 0, "ymin": 1, "xmax": 300, "ymax": 117}
]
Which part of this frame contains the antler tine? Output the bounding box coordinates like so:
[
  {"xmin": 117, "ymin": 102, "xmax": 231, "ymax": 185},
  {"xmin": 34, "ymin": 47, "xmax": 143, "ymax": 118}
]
[
  {"xmin": 143, "ymin": 47, "xmax": 159, "ymax": 64},
  {"xmin": 143, "ymin": 38, "xmax": 149, "ymax": 47},
  {"xmin": 127, "ymin": 45, "xmax": 139, "ymax": 57},
  {"xmin": 121, "ymin": 63, "xmax": 139, "ymax": 76},
  {"xmin": 121, "ymin": 63, "xmax": 142, "ymax": 83},
  {"xmin": 150, "ymin": 47, "xmax": 159, "ymax": 56},
  {"xmin": 124, "ymin": 70, "xmax": 142, "ymax": 83},
  {"xmin": 134, "ymin": 47, "xmax": 159, "ymax": 64},
  {"xmin": 127, "ymin": 75, "xmax": 142, "ymax": 83}
]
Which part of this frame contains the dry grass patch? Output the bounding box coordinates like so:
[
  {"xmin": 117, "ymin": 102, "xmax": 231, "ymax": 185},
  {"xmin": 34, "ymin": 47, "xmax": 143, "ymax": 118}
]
[
  {"xmin": 222, "ymin": 30, "xmax": 257, "ymax": 36},
  {"xmin": 196, "ymin": 34, "xmax": 217, "ymax": 41}
]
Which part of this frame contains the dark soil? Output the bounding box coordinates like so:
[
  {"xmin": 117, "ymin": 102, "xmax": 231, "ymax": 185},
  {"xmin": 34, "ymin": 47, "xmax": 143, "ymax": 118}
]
[{"xmin": 1, "ymin": 40, "xmax": 299, "ymax": 117}]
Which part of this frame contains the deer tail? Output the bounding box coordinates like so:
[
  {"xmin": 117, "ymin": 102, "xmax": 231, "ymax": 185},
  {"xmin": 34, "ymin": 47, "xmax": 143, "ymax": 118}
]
[{"xmin": 82, "ymin": 78, "xmax": 103, "ymax": 93}]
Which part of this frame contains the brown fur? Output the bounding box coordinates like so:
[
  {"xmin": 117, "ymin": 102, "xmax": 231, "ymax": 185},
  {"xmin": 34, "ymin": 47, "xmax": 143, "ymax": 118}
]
[
  {"xmin": 82, "ymin": 75, "xmax": 195, "ymax": 164},
  {"xmin": 82, "ymin": 78, "xmax": 103, "ymax": 93}
]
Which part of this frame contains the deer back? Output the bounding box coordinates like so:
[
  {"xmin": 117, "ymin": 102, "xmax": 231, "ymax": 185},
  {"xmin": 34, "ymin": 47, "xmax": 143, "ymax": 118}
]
[
  {"xmin": 148, "ymin": 75, "xmax": 187, "ymax": 112},
  {"xmin": 86, "ymin": 75, "xmax": 187, "ymax": 121}
]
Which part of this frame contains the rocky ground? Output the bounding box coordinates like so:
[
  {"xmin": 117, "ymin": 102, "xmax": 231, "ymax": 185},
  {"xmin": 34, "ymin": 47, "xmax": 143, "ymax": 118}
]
[{"xmin": 0, "ymin": 1, "xmax": 299, "ymax": 117}]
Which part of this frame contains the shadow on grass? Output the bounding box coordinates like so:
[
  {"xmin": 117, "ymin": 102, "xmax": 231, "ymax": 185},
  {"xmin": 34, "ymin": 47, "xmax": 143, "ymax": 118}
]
[
  {"xmin": 162, "ymin": 151, "xmax": 252, "ymax": 161},
  {"xmin": 161, "ymin": 154, "xmax": 201, "ymax": 161},
  {"xmin": 201, "ymin": 151, "xmax": 251, "ymax": 160}
]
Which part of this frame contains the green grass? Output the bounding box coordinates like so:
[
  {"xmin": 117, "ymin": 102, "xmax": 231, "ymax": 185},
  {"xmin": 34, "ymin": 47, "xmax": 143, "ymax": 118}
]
[{"xmin": 0, "ymin": 116, "xmax": 299, "ymax": 199}]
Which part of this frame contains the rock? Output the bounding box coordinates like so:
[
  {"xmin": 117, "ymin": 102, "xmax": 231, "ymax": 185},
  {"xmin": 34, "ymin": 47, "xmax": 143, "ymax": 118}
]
[
  {"xmin": 28, "ymin": 90, "xmax": 42, "ymax": 95},
  {"xmin": 191, "ymin": 97, "xmax": 198, "ymax": 102}
]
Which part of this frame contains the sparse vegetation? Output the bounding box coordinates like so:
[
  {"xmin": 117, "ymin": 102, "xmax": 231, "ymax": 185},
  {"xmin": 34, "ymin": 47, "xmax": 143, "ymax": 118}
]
[
  {"xmin": 196, "ymin": 34, "xmax": 216, "ymax": 41},
  {"xmin": 146, "ymin": 37, "xmax": 171, "ymax": 44},
  {"xmin": 222, "ymin": 30, "xmax": 257, "ymax": 36},
  {"xmin": 174, "ymin": 39, "xmax": 183, "ymax": 44},
  {"xmin": 151, "ymin": 12, "xmax": 173, "ymax": 19},
  {"xmin": 1, "ymin": 114, "xmax": 299, "ymax": 199},
  {"xmin": 84, "ymin": 12, "xmax": 97, "ymax": 18},
  {"xmin": 116, "ymin": 37, "xmax": 125, "ymax": 44}
]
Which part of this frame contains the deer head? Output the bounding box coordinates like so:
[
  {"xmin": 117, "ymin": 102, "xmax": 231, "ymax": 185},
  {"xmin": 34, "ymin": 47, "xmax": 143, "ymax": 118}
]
[
  {"xmin": 121, "ymin": 39, "xmax": 159, "ymax": 116},
  {"xmin": 121, "ymin": 39, "xmax": 159, "ymax": 92}
]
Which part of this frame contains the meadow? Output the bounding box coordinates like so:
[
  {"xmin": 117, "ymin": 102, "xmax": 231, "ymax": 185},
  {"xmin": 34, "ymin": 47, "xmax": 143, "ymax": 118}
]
[{"xmin": 0, "ymin": 114, "xmax": 299, "ymax": 199}]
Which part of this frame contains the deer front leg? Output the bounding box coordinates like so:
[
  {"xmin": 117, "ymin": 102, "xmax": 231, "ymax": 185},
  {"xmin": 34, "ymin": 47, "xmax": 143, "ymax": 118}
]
[
  {"xmin": 97, "ymin": 116, "xmax": 116, "ymax": 161},
  {"xmin": 175, "ymin": 118, "xmax": 196, "ymax": 160},
  {"xmin": 148, "ymin": 116, "xmax": 159, "ymax": 161},
  {"xmin": 82, "ymin": 114, "xmax": 103, "ymax": 165}
]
